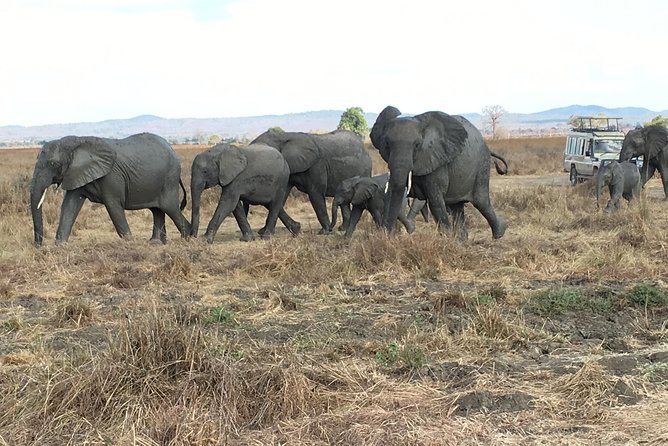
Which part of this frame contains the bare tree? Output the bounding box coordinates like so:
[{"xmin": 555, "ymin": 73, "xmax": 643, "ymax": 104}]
[{"xmin": 482, "ymin": 105, "xmax": 507, "ymax": 139}]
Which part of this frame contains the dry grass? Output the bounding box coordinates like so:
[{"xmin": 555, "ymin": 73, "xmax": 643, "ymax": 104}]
[{"xmin": 1, "ymin": 140, "xmax": 668, "ymax": 445}]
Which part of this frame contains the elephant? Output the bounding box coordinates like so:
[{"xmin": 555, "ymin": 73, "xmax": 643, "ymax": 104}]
[
  {"xmin": 251, "ymin": 128, "xmax": 372, "ymax": 234},
  {"xmin": 619, "ymin": 124, "xmax": 668, "ymax": 199},
  {"xmin": 596, "ymin": 160, "xmax": 641, "ymax": 211},
  {"xmin": 370, "ymin": 106, "xmax": 508, "ymax": 239},
  {"xmin": 329, "ymin": 172, "xmax": 421, "ymax": 237},
  {"xmin": 29, "ymin": 133, "xmax": 190, "ymax": 246},
  {"xmin": 190, "ymin": 142, "xmax": 291, "ymax": 243}
]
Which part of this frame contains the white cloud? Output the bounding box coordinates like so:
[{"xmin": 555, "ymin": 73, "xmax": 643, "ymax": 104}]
[{"xmin": 1, "ymin": 0, "xmax": 667, "ymax": 125}]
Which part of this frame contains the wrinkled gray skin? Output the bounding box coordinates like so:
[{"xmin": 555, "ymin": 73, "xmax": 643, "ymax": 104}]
[
  {"xmin": 330, "ymin": 173, "xmax": 419, "ymax": 237},
  {"xmin": 596, "ymin": 160, "xmax": 641, "ymax": 211},
  {"xmin": 251, "ymin": 129, "xmax": 372, "ymax": 234},
  {"xmin": 370, "ymin": 106, "xmax": 508, "ymax": 239},
  {"xmin": 30, "ymin": 133, "xmax": 190, "ymax": 247},
  {"xmin": 190, "ymin": 143, "xmax": 291, "ymax": 243},
  {"xmin": 619, "ymin": 124, "xmax": 668, "ymax": 199}
]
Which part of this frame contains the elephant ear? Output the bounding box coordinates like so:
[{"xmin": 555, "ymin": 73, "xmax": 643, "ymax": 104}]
[
  {"xmin": 281, "ymin": 134, "xmax": 320, "ymax": 173},
  {"xmin": 218, "ymin": 145, "xmax": 248, "ymax": 186},
  {"xmin": 62, "ymin": 137, "xmax": 117, "ymax": 190},
  {"xmin": 643, "ymin": 125, "xmax": 668, "ymax": 159},
  {"xmin": 413, "ymin": 112, "xmax": 468, "ymax": 176},
  {"xmin": 370, "ymin": 106, "xmax": 401, "ymax": 162},
  {"xmin": 352, "ymin": 178, "xmax": 381, "ymax": 205}
]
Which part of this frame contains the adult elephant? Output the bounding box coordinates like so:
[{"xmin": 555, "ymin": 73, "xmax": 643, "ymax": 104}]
[
  {"xmin": 190, "ymin": 143, "xmax": 292, "ymax": 243},
  {"xmin": 30, "ymin": 133, "xmax": 190, "ymax": 246},
  {"xmin": 619, "ymin": 124, "xmax": 668, "ymax": 199},
  {"xmin": 370, "ymin": 106, "xmax": 508, "ymax": 239},
  {"xmin": 251, "ymin": 129, "xmax": 372, "ymax": 233}
]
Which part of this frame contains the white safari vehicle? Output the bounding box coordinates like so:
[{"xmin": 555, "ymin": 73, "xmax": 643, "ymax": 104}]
[{"xmin": 563, "ymin": 116, "xmax": 625, "ymax": 185}]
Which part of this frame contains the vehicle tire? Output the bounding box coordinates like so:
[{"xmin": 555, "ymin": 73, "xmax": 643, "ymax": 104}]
[{"xmin": 569, "ymin": 165, "xmax": 578, "ymax": 186}]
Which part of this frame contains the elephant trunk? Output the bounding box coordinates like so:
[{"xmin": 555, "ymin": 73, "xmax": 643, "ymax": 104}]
[
  {"xmin": 30, "ymin": 169, "xmax": 54, "ymax": 247},
  {"xmin": 190, "ymin": 177, "xmax": 205, "ymax": 237},
  {"xmin": 383, "ymin": 169, "xmax": 410, "ymax": 232},
  {"xmin": 596, "ymin": 170, "xmax": 603, "ymax": 210}
]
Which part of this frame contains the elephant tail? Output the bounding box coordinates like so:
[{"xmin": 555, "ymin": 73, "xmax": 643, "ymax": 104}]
[
  {"xmin": 179, "ymin": 179, "xmax": 187, "ymax": 210},
  {"xmin": 490, "ymin": 151, "xmax": 509, "ymax": 175}
]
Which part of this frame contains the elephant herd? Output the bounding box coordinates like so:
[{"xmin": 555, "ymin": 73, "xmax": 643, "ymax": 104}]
[
  {"xmin": 31, "ymin": 106, "xmax": 667, "ymax": 247},
  {"xmin": 22, "ymin": 105, "xmax": 516, "ymax": 247},
  {"xmin": 596, "ymin": 124, "xmax": 668, "ymax": 211}
]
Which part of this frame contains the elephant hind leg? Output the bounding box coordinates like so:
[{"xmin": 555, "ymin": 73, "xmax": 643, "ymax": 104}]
[
  {"xmin": 471, "ymin": 195, "xmax": 506, "ymax": 239},
  {"xmin": 150, "ymin": 208, "xmax": 167, "ymax": 244},
  {"xmin": 163, "ymin": 205, "xmax": 190, "ymax": 238}
]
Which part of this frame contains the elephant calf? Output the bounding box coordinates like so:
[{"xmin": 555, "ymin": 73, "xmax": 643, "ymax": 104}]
[
  {"xmin": 190, "ymin": 143, "xmax": 292, "ymax": 243},
  {"xmin": 596, "ymin": 160, "xmax": 641, "ymax": 211},
  {"xmin": 330, "ymin": 173, "xmax": 422, "ymax": 237}
]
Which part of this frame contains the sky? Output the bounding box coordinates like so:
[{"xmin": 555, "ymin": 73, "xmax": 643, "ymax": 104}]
[{"xmin": 1, "ymin": 0, "xmax": 667, "ymax": 126}]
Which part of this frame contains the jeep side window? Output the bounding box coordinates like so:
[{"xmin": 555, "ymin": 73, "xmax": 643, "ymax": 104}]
[{"xmin": 585, "ymin": 141, "xmax": 592, "ymax": 157}]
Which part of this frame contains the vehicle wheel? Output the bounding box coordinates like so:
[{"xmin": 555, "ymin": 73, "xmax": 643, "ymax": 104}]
[{"xmin": 569, "ymin": 165, "xmax": 578, "ymax": 186}]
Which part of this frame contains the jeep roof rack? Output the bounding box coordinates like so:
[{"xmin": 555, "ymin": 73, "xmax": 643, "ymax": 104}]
[{"xmin": 571, "ymin": 116, "xmax": 622, "ymax": 133}]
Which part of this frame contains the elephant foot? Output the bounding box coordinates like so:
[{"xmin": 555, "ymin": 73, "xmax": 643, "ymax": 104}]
[
  {"xmin": 259, "ymin": 231, "xmax": 273, "ymax": 240},
  {"xmin": 239, "ymin": 233, "xmax": 255, "ymax": 242},
  {"xmin": 257, "ymin": 226, "xmax": 267, "ymax": 236},
  {"xmin": 318, "ymin": 227, "xmax": 333, "ymax": 235},
  {"xmin": 148, "ymin": 237, "xmax": 166, "ymax": 245},
  {"xmin": 203, "ymin": 233, "xmax": 215, "ymax": 244},
  {"xmin": 404, "ymin": 220, "xmax": 416, "ymax": 234},
  {"xmin": 288, "ymin": 222, "xmax": 301, "ymax": 236},
  {"xmin": 492, "ymin": 218, "xmax": 507, "ymax": 240}
]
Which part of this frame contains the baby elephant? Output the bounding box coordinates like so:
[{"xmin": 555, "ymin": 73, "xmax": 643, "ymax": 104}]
[
  {"xmin": 596, "ymin": 160, "xmax": 641, "ymax": 211},
  {"xmin": 190, "ymin": 143, "xmax": 291, "ymax": 243},
  {"xmin": 330, "ymin": 173, "xmax": 418, "ymax": 237}
]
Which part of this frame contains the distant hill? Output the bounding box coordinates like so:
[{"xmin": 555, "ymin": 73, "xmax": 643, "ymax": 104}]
[{"xmin": 2, "ymin": 105, "xmax": 667, "ymax": 145}]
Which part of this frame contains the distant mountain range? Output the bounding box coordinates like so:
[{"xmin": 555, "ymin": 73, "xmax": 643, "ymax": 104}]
[{"xmin": 1, "ymin": 105, "xmax": 666, "ymax": 145}]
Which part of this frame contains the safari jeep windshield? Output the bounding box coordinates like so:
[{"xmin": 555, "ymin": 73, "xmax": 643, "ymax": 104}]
[{"xmin": 593, "ymin": 139, "xmax": 623, "ymax": 154}]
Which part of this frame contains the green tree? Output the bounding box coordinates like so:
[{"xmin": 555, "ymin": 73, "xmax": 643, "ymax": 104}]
[
  {"xmin": 337, "ymin": 107, "xmax": 368, "ymax": 138},
  {"xmin": 644, "ymin": 115, "xmax": 668, "ymax": 127},
  {"xmin": 207, "ymin": 134, "xmax": 222, "ymax": 144}
]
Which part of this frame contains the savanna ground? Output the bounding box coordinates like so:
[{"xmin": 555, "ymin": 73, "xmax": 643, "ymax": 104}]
[{"xmin": 1, "ymin": 137, "xmax": 668, "ymax": 445}]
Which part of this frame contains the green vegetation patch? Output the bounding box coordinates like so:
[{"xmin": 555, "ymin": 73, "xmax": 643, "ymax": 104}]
[
  {"xmin": 626, "ymin": 283, "xmax": 668, "ymax": 307},
  {"xmin": 528, "ymin": 287, "xmax": 612, "ymax": 316}
]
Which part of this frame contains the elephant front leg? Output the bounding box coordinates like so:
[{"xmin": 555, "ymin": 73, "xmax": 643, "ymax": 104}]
[
  {"xmin": 659, "ymin": 168, "xmax": 668, "ymax": 200},
  {"xmin": 425, "ymin": 190, "xmax": 451, "ymax": 235},
  {"xmin": 104, "ymin": 200, "xmax": 132, "ymax": 239},
  {"xmin": 307, "ymin": 191, "xmax": 332, "ymax": 234},
  {"xmin": 204, "ymin": 195, "xmax": 239, "ymax": 244},
  {"xmin": 55, "ymin": 190, "xmax": 87, "ymax": 244},
  {"xmin": 448, "ymin": 203, "xmax": 468, "ymax": 240},
  {"xmin": 606, "ymin": 185, "xmax": 622, "ymax": 212},
  {"xmin": 232, "ymin": 201, "xmax": 255, "ymax": 242},
  {"xmin": 339, "ymin": 204, "xmax": 351, "ymax": 232},
  {"xmin": 344, "ymin": 206, "xmax": 365, "ymax": 238}
]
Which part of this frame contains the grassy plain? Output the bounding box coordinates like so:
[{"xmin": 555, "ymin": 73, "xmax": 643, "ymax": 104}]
[{"xmin": 1, "ymin": 137, "xmax": 668, "ymax": 445}]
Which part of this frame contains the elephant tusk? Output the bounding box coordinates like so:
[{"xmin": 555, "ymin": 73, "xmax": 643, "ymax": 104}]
[
  {"xmin": 37, "ymin": 189, "xmax": 47, "ymax": 210},
  {"xmin": 384, "ymin": 172, "xmax": 390, "ymax": 193},
  {"xmin": 406, "ymin": 171, "xmax": 413, "ymax": 194}
]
